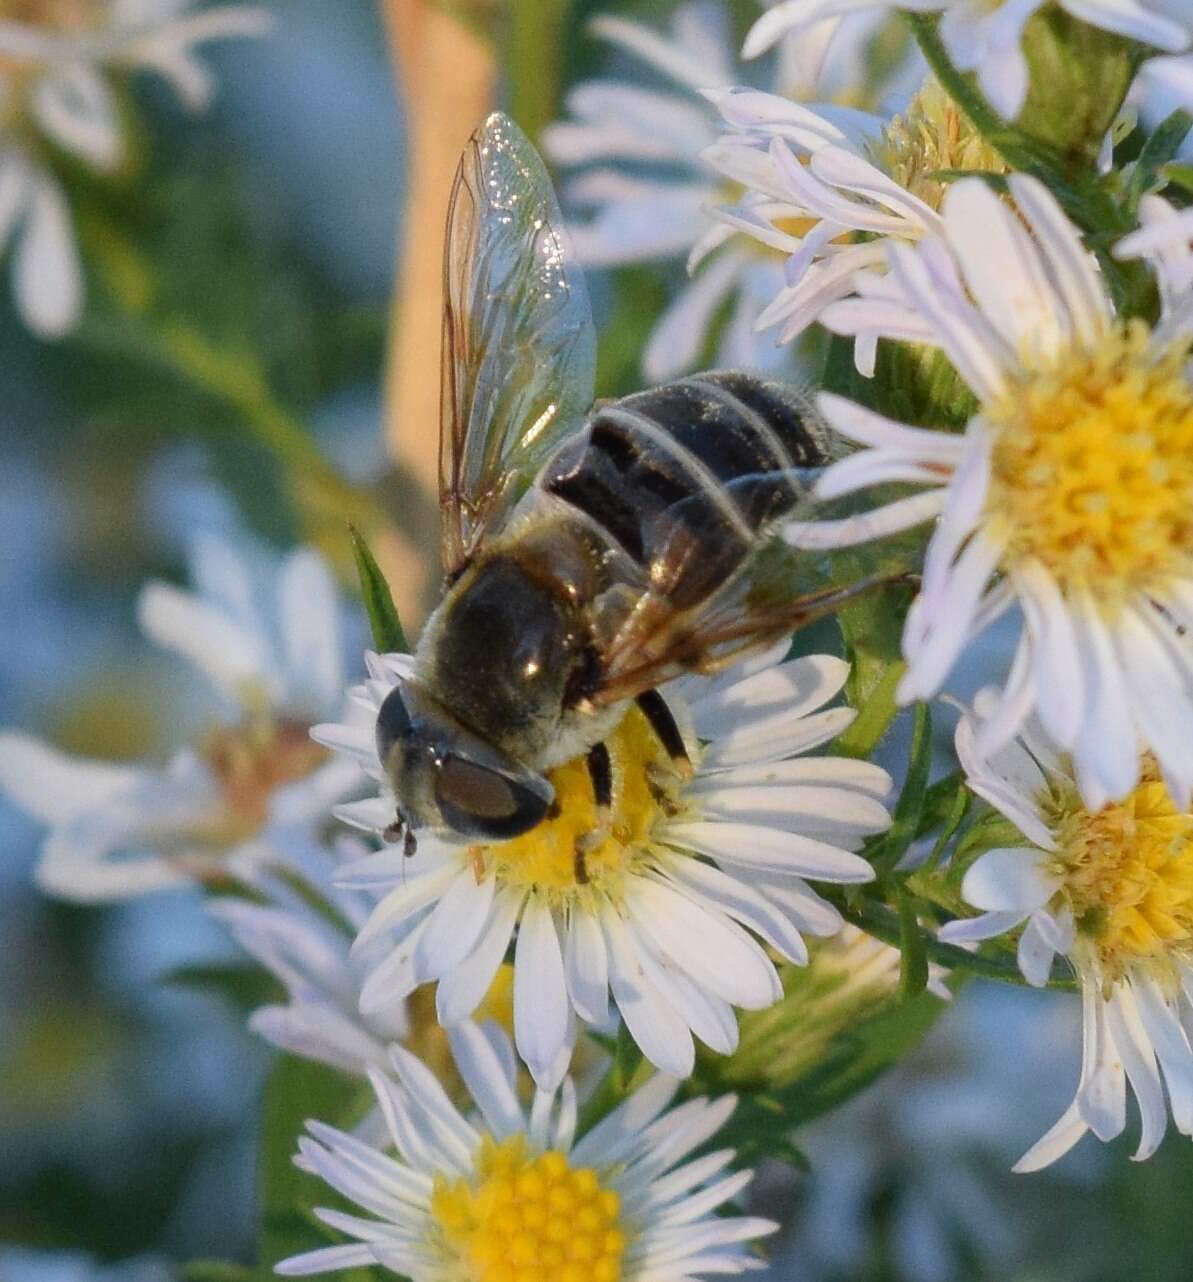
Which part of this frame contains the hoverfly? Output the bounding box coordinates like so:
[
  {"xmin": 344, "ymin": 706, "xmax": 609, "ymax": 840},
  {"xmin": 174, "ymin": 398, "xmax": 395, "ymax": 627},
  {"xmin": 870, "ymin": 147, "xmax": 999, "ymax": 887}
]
[{"xmin": 377, "ymin": 112, "xmax": 866, "ymax": 861}]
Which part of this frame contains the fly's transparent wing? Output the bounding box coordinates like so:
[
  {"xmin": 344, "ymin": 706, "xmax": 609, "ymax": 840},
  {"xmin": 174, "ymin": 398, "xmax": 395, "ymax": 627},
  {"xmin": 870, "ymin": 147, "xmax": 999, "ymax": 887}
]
[
  {"xmin": 440, "ymin": 112, "xmax": 597, "ymax": 577},
  {"xmin": 590, "ymin": 515, "xmax": 916, "ymax": 706}
]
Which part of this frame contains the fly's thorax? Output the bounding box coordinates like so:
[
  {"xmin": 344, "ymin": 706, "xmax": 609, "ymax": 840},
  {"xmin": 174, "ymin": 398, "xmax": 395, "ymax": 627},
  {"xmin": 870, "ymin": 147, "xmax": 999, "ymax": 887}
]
[{"xmin": 417, "ymin": 538, "xmax": 609, "ymax": 768}]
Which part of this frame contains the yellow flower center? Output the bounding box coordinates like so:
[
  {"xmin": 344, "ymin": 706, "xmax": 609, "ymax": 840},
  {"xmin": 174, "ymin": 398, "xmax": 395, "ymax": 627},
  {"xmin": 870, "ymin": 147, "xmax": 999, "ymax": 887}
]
[
  {"xmin": 868, "ymin": 78, "xmax": 1006, "ymax": 214},
  {"xmin": 1046, "ymin": 763, "xmax": 1193, "ymax": 983},
  {"xmin": 430, "ymin": 1135, "xmax": 627, "ymax": 1282},
  {"xmin": 986, "ymin": 322, "xmax": 1193, "ymax": 606},
  {"xmin": 483, "ymin": 707, "xmax": 685, "ymax": 902}
]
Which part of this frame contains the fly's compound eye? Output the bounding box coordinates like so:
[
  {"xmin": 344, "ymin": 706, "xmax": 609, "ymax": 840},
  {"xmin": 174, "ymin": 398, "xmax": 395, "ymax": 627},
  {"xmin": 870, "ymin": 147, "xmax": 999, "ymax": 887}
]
[
  {"xmin": 434, "ymin": 756, "xmax": 552, "ymax": 840},
  {"xmin": 375, "ymin": 683, "xmax": 414, "ymax": 765}
]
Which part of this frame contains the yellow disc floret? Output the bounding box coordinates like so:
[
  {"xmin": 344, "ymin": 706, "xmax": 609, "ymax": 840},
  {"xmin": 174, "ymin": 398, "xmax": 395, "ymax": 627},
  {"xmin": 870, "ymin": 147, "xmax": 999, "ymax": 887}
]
[
  {"xmin": 1045, "ymin": 761, "xmax": 1193, "ymax": 984},
  {"xmin": 869, "ymin": 77, "xmax": 1006, "ymax": 214},
  {"xmin": 430, "ymin": 1135, "xmax": 627, "ymax": 1282},
  {"xmin": 483, "ymin": 707, "xmax": 685, "ymax": 900},
  {"xmin": 986, "ymin": 322, "xmax": 1193, "ymax": 607}
]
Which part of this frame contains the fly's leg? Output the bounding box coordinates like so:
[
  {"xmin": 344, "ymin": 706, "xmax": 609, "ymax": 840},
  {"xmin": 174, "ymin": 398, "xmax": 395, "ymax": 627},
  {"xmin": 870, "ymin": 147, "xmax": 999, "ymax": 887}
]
[
  {"xmin": 637, "ymin": 690, "xmax": 693, "ymax": 813},
  {"xmin": 574, "ymin": 741, "xmax": 613, "ymax": 885}
]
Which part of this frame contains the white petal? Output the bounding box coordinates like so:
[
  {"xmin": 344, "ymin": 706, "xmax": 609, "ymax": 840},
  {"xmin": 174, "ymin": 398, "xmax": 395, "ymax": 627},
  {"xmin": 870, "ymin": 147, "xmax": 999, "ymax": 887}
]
[
  {"xmin": 786, "ymin": 489, "xmax": 947, "ymax": 549},
  {"xmin": 0, "ymin": 731, "xmax": 143, "ymax": 823},
  {"xmin": 435, "ymin": 891, "xmax": 522, "ymax": 1028},
  {"xmin": 1007, "ymin": 173, "xmax": 1110, "ymax": 348},
  {"xmin": 664, "ymin": 820, "xmax": 875, "ymax": 882},
  {"xmin": 1132, "ymin": 974, "xmax": 1193, "ymax": 1136},
  {"xmin": 697, "ymin": 705, "xmax": 856, "ymax": 771},
  {"xmin": 658, "ymin": 857, "xmax": 810, "ymax": 963},
  {"xmin": 1013, "ymin": 1098, "xmax": 1088, "ymax": 1173},
  {"xmin": 899, "ymin": 528, "xmax": 1006, "ymax": 701},
  {"xmin": 138, "ymin": 580, "xmax": 267, "ymax": 701},
  {"xmin": 514, "ymin": 897, "xmax": 570, "ymax": 1087},
  {"xmin": 1017, "ymin": 912, "xmax": 1057, "ymax": 987},
  {"xmin": 624, "ymin": 877, "xmax": 781, "ymax": 1009},
  {"xmin": 938, "ymin": 908, "xmax": 1030, "ymax": 944},
  {"xmin": 31, "ymin": 62, "xmax": 122, "ymax": 169},
  {"xmin": 15, "ymin": 174, "xmax": 83, "ymax": 338},
  {"xmin": 815, "ymin": 391, "xmax": 967, "ymax": 460},
  {"xmin": 1078, "ymin": 983, "xmax": 1127, "ymax": 1141},
  {"xmin": 1013, "ymin": 560, "xmax": 1084, "ymax": 748},
  {"xmin": 602, "ymin": 904, "xmax": 694, "ymax": 1077},
  {"xmin": 447, "ymin": 1022, "xmax": 524, "ymax": 1139},
  {"xmin": 414, "ymin": 866, "xmax": 496, "ymax": 978},
  {"xmin": 1104, "ymin": 984, "xmax": 1168, "ymax": 1161},
  {"xmin": 563, "ymin": 904, "xmax": 609, "ymax": 1026},
  {"xmin": 961, "ymin": 846, "xmax": 1059, "ymax": 913},
  {"xmin": 570, "ymin": 1071, "xmax": 680, "ymax": 1168},
  {"xmin": 688, "ymin": 653, "xmax": 848, "ymax": 739}
]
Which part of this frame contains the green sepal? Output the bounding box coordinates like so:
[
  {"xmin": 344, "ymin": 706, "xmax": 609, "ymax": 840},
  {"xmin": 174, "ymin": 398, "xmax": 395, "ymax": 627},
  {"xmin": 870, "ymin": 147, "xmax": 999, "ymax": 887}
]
[{"xmin": 349, "ymin": 523, "xmax": 409, "ymax": 654}]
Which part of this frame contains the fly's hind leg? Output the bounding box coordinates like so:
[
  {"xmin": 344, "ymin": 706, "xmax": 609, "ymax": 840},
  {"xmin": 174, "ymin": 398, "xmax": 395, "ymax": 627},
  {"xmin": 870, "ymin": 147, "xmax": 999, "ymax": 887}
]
[
  {"xmin": 636, "ymin": 690, "xmax": 693, "ymax": 810},
  {"xmin": 574, "ymin": 741, "xmax": 613, "ymax": 885}
]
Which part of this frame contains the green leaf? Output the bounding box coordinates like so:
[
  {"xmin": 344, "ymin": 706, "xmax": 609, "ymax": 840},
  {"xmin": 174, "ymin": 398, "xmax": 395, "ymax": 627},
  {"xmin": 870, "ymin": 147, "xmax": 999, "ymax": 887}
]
[
  {"xmin": 349, "ymin": 523, "xmax": 409, "ymax": 654},
  {"xmin": 866, "ymin": 701, "xmax": 932, "ymax": 878},
  {"xmin": 897, "ymin": 888, "xmax": 929, "ymax": 1001},
  {"xmin": 258, "ymin": 1055, "xmax": 372, "ymax": 1269},
  {"xmin": 1127, "ymin": 110, "xmax": 1193, "ymax": 210}
]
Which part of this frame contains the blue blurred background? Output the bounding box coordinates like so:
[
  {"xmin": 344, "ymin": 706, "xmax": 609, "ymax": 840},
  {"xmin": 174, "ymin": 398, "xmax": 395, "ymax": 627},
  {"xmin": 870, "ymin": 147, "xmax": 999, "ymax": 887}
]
[{"xmin": 2, "ymin": 2, "xmax": 1192, "ymax": 1280}]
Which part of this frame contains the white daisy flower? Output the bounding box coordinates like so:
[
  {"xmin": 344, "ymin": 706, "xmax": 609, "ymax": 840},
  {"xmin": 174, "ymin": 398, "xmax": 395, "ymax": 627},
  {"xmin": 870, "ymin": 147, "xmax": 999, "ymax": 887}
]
[
  {"xmin": 787, "ymin": 173, "xmax": 1193, "ymax": 810},
  {"xmin": 276, "ymin": 1020, "xmax": 778, "ymax": 1280},
  {"xmin": 939, "ymin": 694, "xmax": 1193, "ymax": 1171},
  {"xmin": 0, "ymin": 0, "xmax": 270, "ymax": 336},
  {"xmin": 210, "ymin": 835, "xmax": 409, "ymax": 1080},
  {"xmin": 314, "ymin": 642, "xmax": 893, "ymax": 1087},
  {"xmin": 541, "ymin": 1, "xmax": 881, "ymax": 381},
  {"xmin": 0, "ymin": 536, "xmax": 364, "ymax": 901},
  {"xmin": 703, "ymin": 75, "xmax": 1003, "ymax": 374},
  {"xmin": 742, "ymin": 0, "xmax": 1192, "ymax": 121}
]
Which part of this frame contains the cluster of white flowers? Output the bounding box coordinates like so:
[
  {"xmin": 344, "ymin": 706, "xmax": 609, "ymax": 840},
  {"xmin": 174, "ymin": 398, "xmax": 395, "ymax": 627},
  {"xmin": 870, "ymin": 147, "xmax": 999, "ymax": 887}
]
[
  {"xmin": 744, "ymin": 0, "xmax": 1193, "ymax": 121},
  {"xmin": 0, "ymin": 0, "xmax": 269, "ymax": 337},
  {"xmin": 542, "ymin": 1, "xmax": 917, "ymax": 381}
]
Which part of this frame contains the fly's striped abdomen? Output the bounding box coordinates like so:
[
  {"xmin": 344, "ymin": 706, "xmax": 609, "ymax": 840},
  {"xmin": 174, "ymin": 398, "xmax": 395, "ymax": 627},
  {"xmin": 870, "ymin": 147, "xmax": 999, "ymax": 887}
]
[{"xmin": 539, "ymin": 371, "xmax": 825, "ymax": 609}]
